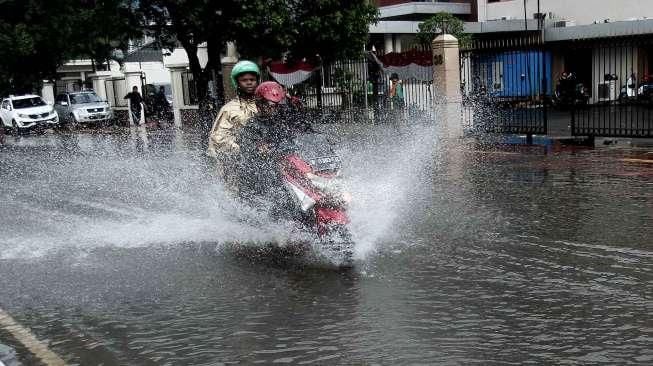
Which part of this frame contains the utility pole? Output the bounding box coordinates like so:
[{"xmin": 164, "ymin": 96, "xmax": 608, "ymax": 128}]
[{"xmin": 523, "ymin": 0, "xmax": 528, "ymax": 31}]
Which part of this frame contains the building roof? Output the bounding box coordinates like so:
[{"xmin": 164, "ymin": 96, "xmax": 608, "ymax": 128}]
[
  {"xmin": 545, "ymin": 19, "xmax": 653, "ymax": 41},
  {"xmin": 378, "ymin": 1, "xmax": 471, "ymax": 21},
  {"xmin": 123, "ymin": 41, "xmax": 164, "ymax": 63}
]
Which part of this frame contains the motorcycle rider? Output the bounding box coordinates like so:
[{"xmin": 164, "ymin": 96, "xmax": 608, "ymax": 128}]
[
  {"xmin": 207, "ymin": 60, "xmax": 260, "ymax": 188},
  {"xmin": 235, "ymin": 81, "xmax": 310, "ymax": 199}
]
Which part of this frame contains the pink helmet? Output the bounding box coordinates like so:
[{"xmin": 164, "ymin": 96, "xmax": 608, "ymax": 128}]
[{"xmin": 255, "ymin": 81, "xmax": 286, "ymax": 103}]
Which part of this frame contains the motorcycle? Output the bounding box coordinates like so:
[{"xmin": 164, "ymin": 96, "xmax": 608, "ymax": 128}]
[
  {"xmin": 554, "ymin": 76, "xmax": 589, "ymax": 109},
  {"xmin": 237, "ymin": 131, "xmax": 354, "ymax": 267}
]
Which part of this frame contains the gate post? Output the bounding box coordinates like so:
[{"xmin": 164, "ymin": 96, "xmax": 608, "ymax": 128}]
[
  {"xmin": 168, "ymin": 65, "xmax": 187, "ymax": 127},
  {"xmin": 124, "ymin": 71, "xmax": 146, "ymax": 126},
  {"xmin": 88, "ymin": 71, "xmax": 112, "ymax": 102},
  {"xmin": 432, "ymin": 34, "xmax": 463, "ymax": 138},
  {"xmin": 221, "ymin": 42, "xmax": 239, "ymax": 101},
  {"xmin": 40, "ymin": 80, "xmax": 55, "ymax": 104}
]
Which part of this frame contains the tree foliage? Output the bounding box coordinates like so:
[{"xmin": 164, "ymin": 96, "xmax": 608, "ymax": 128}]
[
  {"xmin": 417, "ymin": 12, "xmax": 470, "ymax": 47},
  {"xmin": 138, "ymin": 0, "xmax": 378, "ymax": 101},
  {"xmin": 0, "ymin": 0, "xmax": 378, "ymax": 99},
  {"xmin": 0, "ymin": 0, "xmax": 139, "ymax": 95}
]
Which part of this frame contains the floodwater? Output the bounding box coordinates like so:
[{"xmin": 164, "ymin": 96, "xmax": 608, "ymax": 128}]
[{"xmin": 0, "ymin": 124, "xmax": 652, "ymax": 365}]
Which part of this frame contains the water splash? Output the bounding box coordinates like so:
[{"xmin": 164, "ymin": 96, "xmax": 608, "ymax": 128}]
[
  {"xmin": 323, "ymin": 120, "xmax": 440, "ymax": 261},
  {"xmin": 0, "ymin": 131, "xmax": 304, "ymax": 259},
  {"xmin": 0, "ymin": 122, "xmax": 440, "ymax": 264}
]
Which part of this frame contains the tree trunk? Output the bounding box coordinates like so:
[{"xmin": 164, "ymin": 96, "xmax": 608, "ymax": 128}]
[
  {"xmin": 180, "ymin": 39, "xmax": 209, "ymax": 104},
  {"xmin": 315, "ymin": 67, "xmax": 323, "ymax": 110},
  {"xmin": 206, "ymin": 38, "xmax": 224, "ymax": 103}
]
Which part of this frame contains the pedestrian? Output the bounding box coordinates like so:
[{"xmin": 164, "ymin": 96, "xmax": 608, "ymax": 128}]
[
  {"xmin": 367, "ymin": 46, "xmax": 384, "ymax": 121},
  {"xmin": 389, "ymin": 73, "xmax": 405, "ymax": 112},
  {"xmin": 124, "ymin": 86, "xmax": 144, "ymax": 126},
  {"xmin": 154, "ymin": 86, "xmax": 170, "ymax": 122}
]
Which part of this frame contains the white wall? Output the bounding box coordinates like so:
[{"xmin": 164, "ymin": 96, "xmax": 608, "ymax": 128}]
[
  {"xmin": 123, "ymin": 61, "xmax": 171, "ymax": 85},
  {"xmin": 162, "ymin": 43, "xmax": 208, "ymax": 69},
  {"xmin": 478, "ymin": 0, "xmax": 653, "ymax": 24}
]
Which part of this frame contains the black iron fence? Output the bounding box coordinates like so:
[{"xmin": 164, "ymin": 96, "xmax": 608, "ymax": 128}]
[
  {"xmin": 54, "ymin": 79, "xmax": 93, "ymax": 96},
  {"xmin": 563, "ymin": 38, "xmax": 653, "ymax": 137},
  {"xmin": 105, "ymin": 75, "xmax": 147, "ymax": 108},
  {"xmin": 105, "ymin": 78, "xmax": 128, "ymax": 107},
  {"xmin": 461, "ymin": 35, "xmax": 653, "ymax": 138},
  {"xmin": 283, "ymin": 57, "xmax": 435, "ymax": 123},
  {"xmin": 460, "ymin": 37, "xmax": 549, "ymax": 135},
  {"xmin": 182, "ymin": 71, "xmax": 199, "ymax": 106}
]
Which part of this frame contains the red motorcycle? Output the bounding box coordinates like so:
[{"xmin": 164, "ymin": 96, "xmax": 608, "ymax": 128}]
[{"xmin": 243, "ymin": 132, "xmax": 354, "ymax": 267}]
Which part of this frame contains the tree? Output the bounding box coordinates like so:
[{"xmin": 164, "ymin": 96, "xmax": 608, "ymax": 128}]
[
  {"xmin": 137, "ymin": 0, "xmax": 378, "ymax": 102},
  {"xmin": 0, "ymin": 0, "xmax": 139, "ymax": 96},
  {"xmin": 416, "ymin": 12, "xmax": 470, "ymax": 48},
  {"xmin": 235, "ymin": 0, "xmax": 378, "ymax": 63}
]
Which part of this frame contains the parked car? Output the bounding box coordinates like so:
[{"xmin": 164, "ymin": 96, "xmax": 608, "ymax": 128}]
[
  {"xmin": 0, "ymin": 94, "xmax": 59, "ymax": 133},
  {"xmin": 54, "ymin": 91, "xmax": 113, "ymax": 126}
]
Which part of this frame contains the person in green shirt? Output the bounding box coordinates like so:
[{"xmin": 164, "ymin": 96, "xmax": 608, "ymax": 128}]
[{"xmin": 389, "ymin": 73, "xmax": 405, "ymax": 110}]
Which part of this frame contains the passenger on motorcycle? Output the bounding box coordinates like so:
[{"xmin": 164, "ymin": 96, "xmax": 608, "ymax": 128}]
[{"xmin": 235, "ymin": 81, "xmax": 311, "ymax": 198}]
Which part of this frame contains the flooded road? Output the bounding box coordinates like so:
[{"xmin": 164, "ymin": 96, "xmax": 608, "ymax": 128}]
[{"xmin": 1, "ymin": 125, "xmax": 652, "ymax": 365}]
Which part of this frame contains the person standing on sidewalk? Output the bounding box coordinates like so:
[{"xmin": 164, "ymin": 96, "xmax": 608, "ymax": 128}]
[
  {"xmin": 389, "ymin": 73, "xmax": 405, "ymax": 122},
  {"xmin": 124, "ymin": 86, "xmax": 144, "ymax": 126},
  {"xmin": 389, "ymin": 73, "xmax": 405, "ymax": 109}
]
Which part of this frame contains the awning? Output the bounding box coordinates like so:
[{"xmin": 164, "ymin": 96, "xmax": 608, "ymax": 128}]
[
  {"xmin": 380, "ymin": 50, "xmax": 433, "ymax": 81},
  {"xmin": 545, "ymin": 19, "xmax": 653, "ymax": 42},
  {"xmin": 267, "ymin": 61, "xmax": 317, "ymax": 87}
]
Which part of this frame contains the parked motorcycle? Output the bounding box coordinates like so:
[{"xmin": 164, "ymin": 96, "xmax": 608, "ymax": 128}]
[
  {"xmin": 554, "ymin": 75, "xmax": 589, "ymax": 108},
  {"xmin": 619, "ymin": 75, "xmax": 653, "ymax": 105}
]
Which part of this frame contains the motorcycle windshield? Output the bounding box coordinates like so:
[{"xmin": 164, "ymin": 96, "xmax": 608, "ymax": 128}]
[{"xmin": 292, "ymin": 133, "xmax": 341, "ymax": 172}]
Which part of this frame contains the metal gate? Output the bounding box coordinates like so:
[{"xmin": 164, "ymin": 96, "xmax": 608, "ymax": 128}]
[
  {"xmin": 105, "ymin": 74, "xmax": 146, "ymax": 108},
  {"xmin": 563, "ymin": 37, "xmax": 653, "ymax": 138},
  {"xmin": 284, "ymin": 57, "xmax": 434, "ymax": 123},
  {"xmin": 460, "ymin": 34, "xmax": 549, "ymax": 135}
]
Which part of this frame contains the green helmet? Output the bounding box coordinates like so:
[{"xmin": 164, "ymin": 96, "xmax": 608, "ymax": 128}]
[{"xmin": 230, "ymin": 60, "xmax": 260, "ymax": 89}]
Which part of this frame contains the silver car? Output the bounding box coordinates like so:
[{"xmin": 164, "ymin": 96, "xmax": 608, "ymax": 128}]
[{"xmin": 54, "ymin": 91, "xmax": 113, "ymax": 126}]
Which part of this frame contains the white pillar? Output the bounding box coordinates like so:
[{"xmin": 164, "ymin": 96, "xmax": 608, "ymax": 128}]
[
  {"xmin": 168, "ymin": 65, "xmax": 186, "ymax": 127},
  {"xmin": 124, "ymin": 71, "xmax": 145, "ymax": 126},
  {"xmin": 394, "ymin": 35, "xmax": 402, "ymax": 53},
  {"xmin": 432, "ymin": 34, "xmax": 463, "ymax": 139},
  {"xmin": 221, "ymin": 42, "xmax": 239, "ymax": 100},
  {"xmin": 384, "ymin": 34, "xmax": 394, "ymax": 53},
  {"xmin": 88, "ymin": 71, "xmax": 112, "ymax": 101},
  {"xmin": 41, "ymin": 81, "xmax": 55, "ymax": 103}
]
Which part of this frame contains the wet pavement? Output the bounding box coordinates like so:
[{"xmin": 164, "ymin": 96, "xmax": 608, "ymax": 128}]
[{"xmin": 0, "ymin": 125, "xmax": 652, "ymax": 365}]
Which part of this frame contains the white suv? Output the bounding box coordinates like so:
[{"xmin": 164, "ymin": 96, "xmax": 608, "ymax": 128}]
[{"xmin": 0, "ymin": 95, "xmax": 59, "ymax": 132}]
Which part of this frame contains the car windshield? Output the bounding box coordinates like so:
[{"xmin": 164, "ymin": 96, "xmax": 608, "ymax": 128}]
[
  {"xmin": 70, "ymin": 93, "xmax": 102, "ymax": 104},
  {"xmin": 12, "ymin": 97, "xmax": 47, "ymax": 109}
]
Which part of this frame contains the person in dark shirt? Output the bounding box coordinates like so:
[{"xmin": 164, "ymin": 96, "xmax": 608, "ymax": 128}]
[
  {"xmin": 154, "ymin": 86, "xmax": 170, "ymax": 119},
  {"xmin": 124, "ymin": 86, "xmax": 144, "ymax": 125},
  {"xmin": 235, "ymin": 81, "xmax": 310, "ymax": 199}
]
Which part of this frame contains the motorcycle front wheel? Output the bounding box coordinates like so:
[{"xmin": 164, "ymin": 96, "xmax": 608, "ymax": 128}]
[{"xmin": 319, "ymin": 225, "xmax": 355, "ymax": 268}]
